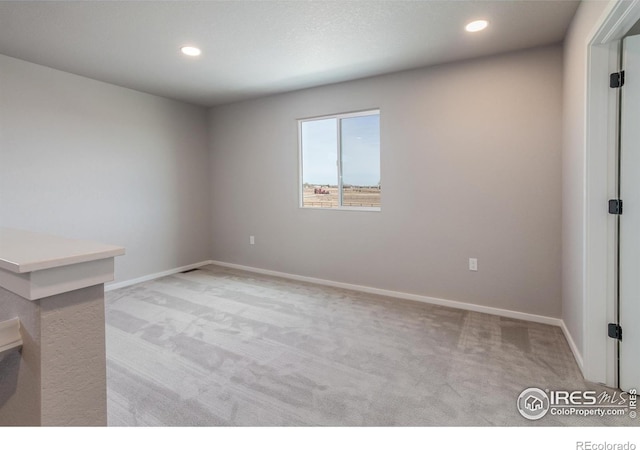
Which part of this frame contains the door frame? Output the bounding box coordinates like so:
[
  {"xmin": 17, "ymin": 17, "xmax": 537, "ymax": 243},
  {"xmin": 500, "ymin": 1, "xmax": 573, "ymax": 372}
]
[{"xmin": 585, "ymin": 0, "xmax": 640, "ymax": 386}]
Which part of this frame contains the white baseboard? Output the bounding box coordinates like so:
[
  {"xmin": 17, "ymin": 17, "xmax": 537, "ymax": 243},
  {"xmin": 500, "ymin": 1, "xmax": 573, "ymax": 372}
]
[
  {"xmin": 107, "ymin": 259, "xmax": 584, "ymax": 373},
  {"xmin": 559, "ymin": 320, "xmax": 584, "ymax": 372},
  {"xmin": 209, "ymin": 260, "xmax": 563, "ymax": 327},
  {"xmin": 105, "ymin": 260, "xmax": 214, "ymax": 292}
]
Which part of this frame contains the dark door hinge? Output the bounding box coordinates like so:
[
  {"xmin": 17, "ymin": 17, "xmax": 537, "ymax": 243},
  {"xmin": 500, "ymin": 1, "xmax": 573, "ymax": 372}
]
[
  {"xmin": 610, "ymin": 71, "xmax": 625, "ymax": 88},
  {"xmin": 608, "ymin": 323, "xmax": 622, "ymax": 340},
  {"xmin": 609, "ymin": 199, "xmax": 623, "ymax": 215}
]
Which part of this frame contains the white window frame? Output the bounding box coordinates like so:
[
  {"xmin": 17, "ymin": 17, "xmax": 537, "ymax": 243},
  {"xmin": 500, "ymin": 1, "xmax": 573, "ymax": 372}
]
[{"xmin": 298, "ymin": 109, "xmax": 381, "ymax": 212}]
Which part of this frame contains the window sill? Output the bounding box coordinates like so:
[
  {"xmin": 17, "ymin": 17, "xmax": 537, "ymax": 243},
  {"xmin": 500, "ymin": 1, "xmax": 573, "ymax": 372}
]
[{"xmin": 300, "ymin": 206, "xmax": 381, "ymax": 212}]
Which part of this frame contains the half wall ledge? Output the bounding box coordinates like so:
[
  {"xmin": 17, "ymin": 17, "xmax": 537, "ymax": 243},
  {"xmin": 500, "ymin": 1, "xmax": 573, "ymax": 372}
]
[{"xmin": 0, "ymin": 228, "xmax": 125, "ymax": 426}]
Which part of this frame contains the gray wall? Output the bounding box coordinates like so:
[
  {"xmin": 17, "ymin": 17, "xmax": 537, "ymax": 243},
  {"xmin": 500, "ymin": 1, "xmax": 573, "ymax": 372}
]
[
  {"xmin": 210, "ymin": 45, "xmax": 563, "ymax": 318},
  {"xmin": 562, "ymin": 1, "xmax": 610, "ymax": 361},
  {"xmin": 0, "ymin": 54, "xmax": 212, "ymax": 283}
]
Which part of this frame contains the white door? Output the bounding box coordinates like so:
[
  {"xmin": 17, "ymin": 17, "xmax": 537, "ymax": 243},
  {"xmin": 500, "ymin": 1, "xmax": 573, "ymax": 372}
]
[{"xmin": 619, "ymin": 34, "xmax": 640, "ymax": 392}]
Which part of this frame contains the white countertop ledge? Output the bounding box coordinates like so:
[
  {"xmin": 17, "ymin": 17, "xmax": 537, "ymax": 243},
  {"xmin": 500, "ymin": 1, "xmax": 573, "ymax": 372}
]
[{"xmin": 0, "ymin": 228, "xmax": 125, "ymax": 274}]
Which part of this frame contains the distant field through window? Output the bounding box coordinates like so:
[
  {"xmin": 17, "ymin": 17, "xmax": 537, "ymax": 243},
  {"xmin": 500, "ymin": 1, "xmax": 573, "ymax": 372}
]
[{"xmin": 299, "ymin": 110, "xmax": 380, "ymax": 210}]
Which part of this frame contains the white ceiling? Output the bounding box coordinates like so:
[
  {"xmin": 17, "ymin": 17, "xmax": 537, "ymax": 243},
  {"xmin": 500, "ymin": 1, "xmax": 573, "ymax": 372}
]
[{"xmin": 0, "ymin": 0, "xmax": 580, "ymax": 107}]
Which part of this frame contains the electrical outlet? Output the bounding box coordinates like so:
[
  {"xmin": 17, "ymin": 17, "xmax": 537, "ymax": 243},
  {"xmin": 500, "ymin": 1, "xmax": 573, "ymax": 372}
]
[
  {"xmin": 249, "ymin": 235, "xmax": 255, "ymax": 245},
  {"xmin": 469, "ymin": 258, "xmax": 478, "ymax": 271}
]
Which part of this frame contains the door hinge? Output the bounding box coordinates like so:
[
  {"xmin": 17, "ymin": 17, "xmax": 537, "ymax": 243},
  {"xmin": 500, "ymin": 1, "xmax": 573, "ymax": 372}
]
[
  {"xmin": 609, "ymin": 199, "xmax": 623, "ymax": 215},
  {"xmin": 608, "ymin": 323, "xmax": 622, "ymax": 340},
  {"xmin": 610, "ymin": 71, "xmax": 625, "ymax": 88}
]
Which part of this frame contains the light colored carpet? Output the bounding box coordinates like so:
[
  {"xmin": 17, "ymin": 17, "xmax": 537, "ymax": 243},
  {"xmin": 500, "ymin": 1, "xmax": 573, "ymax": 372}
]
[{"xmin": 105, "ymin": 265, "xmax": 632, "ymax": 426}]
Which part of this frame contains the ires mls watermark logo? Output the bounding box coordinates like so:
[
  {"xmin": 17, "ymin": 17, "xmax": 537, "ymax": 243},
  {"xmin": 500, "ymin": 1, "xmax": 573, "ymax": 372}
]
[
  {"xmin": 517, "ymin": 388, "xmax": 550, "ymax": 420},
  {"xmin": 517, "ymin": 387, "xmax": 638, "ymax": 420}
]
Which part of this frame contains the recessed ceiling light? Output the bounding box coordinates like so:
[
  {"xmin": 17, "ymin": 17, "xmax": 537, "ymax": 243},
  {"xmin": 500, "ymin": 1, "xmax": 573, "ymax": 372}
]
[
  {"xmin": 465, "ymin": 20, "xmax": 489, "ymax": 33},
  {"xmin": 181, "ymin": 46, "xmax": 201, "ymax": 57}
]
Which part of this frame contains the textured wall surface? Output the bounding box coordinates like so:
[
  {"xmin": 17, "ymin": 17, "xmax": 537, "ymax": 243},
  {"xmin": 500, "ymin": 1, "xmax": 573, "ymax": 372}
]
[
  {"xmin": 0, "ymin": 285, "xmax": 107, "ymax": 426},
  {"xmin": 40, "ymin": 285, "xmax": 106, "ymax": 426},
  {"xmin": 210, "ymin": 45, "xmax": 563, "ymax": 318}
]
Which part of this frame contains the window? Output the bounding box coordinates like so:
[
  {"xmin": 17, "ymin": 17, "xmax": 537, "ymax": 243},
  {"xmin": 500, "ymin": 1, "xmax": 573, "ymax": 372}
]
[{"xmin": 299, "ymin": 110, "xmax": 380, "ymax": 210}]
